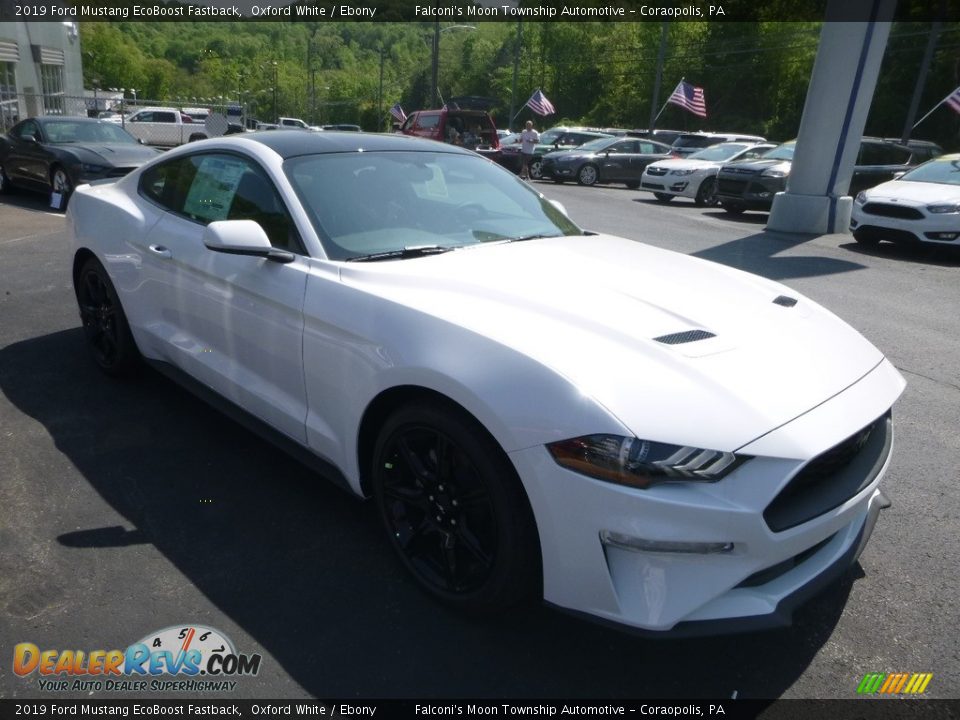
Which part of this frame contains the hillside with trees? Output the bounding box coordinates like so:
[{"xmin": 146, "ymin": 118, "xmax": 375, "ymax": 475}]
[{"xmin": 79, "ymin": 21, "xmax": 959, "ymax": 147}]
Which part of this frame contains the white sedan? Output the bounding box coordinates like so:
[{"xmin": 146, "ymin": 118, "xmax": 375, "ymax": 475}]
[
  {"xmin": 851, "ymin": 153, "xmax": 960, "ymax": 246},
  {"xmin": 641, "ymin": 142, "xmax": 775, "ymax": 205},
  {"xmin": 67, "ymin": 131, "xmax": 904, "ymax": 634}
]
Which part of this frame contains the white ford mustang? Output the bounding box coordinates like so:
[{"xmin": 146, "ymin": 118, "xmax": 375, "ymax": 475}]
[{"xmin": 67, "ymin": 131, "xmax": 905, "ymax": 634}]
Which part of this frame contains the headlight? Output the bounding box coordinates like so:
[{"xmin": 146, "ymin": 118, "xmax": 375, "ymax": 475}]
[
  {"xmin": 80, "ymin": 163, "xmax": 108, "ymax": 175},
  {"xmin": 855, "ymin": 191, "xmax": 868, "ymax": 204},
  {"xmin": 670, "ymin": 169, "xmax": 696, "ymax": 176},
  {"xmin": 761, "ymin": 168, "xmax": 788, "ymax": 178},
  {"xmin": 927, "ymin": 203, "xmax": 960, "ymax": 214},
  {"xmin": 546, "ymin": 434, "xmax": 751, "ymax": 489}
]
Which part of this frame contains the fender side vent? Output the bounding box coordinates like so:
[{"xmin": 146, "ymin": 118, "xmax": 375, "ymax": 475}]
[
  {"xmin": 654, "ymin": 329, "xmax": 716, "ymax": 345},
  {"xmin": 773, "ymin": 295, "xmax": 798, "ymax": 307}
]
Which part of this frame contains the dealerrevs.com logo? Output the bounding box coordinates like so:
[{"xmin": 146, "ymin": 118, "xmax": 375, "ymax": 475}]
[{"xmin": 14, "ymin": 624, "xmax": 262, "ymax": 693}]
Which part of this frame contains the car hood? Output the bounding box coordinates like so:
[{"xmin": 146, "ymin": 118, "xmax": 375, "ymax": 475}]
[
  {"xmin": 862, "ymin": 179, "xmax": 959, "ymax": 204},
  {"xmin": 647, "ymin": 158, "xmax": 721, "ymax": 172},
  {"xmin": 721, "ymin": 157, "xmax": 791, "ymax": 173},
  {"xmin": 338, "ymin": 235, "xmax": 884, "ymax": 451},
  {"xmin": 70, "ymin": 143, "xmax": 160, "ymax": 167}
]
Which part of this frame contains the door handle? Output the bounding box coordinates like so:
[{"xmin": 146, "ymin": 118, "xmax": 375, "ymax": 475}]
[{"xmin": 148, "ymin": 244, "xmax": 172, "ymax": 259}]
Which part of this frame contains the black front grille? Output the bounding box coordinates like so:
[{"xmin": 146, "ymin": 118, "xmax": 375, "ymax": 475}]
[
  {"xmin": 718, "ymin": 178, "xmax": 747, "ymax": 194},
  {"xmin": 764, "ymin": 411, "xmax": 892, "ymax": 532},
  {"xmin": 646, "ymin": 166, "xmax": 668, "ymax": 176},
  {"xmin": 653, "ymin": 329, "xmax": 716, "ymax": 345},
  {"xmin": 863, "ymin": 203, "xmax": 923, "ymax": 220}
]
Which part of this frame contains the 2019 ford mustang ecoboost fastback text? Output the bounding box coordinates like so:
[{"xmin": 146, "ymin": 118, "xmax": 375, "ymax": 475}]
[{"xmin": 67, "ymin": 131, "xmax": 905, "ymax": 635}]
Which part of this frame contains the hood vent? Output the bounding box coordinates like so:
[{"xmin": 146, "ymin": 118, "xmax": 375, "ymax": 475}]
[
  {"xmin": 772, "ymin": 295, "xmax": 797, "ymax": 307},
  {"xmin": 653, "ymin": 329, "xmax": 716, "ymax": 345}
]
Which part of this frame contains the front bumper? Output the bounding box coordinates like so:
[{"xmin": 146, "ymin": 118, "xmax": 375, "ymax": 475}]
[
  {"xmin": 850, "ymin": 206, "xmax": 960, "ymax": 245},
  {"xmin": 509, "ymin": 358, "xmax": 904, "ymax": 634},
  {"xmin": 715, "ymin": 174, "xmax": 786, "ymax": 209}
]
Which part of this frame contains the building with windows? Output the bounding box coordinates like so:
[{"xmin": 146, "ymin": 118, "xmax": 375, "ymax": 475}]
[{"xmin": 0, "ymin": 21, "xmax": 83, "ymax": 132}]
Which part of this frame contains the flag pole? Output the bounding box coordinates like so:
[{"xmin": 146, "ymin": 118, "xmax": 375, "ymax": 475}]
[
  {"xmin": 653, "ymin": 77, "xmax": 683, "ymax": 126},
  {"xmin": 912, "ymin": 85, "xmax": 959, "ymax": 130}
]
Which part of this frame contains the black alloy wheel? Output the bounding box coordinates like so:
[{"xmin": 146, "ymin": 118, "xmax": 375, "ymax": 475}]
[
  {"xmin": 76, "ymin": 258, "xmax": 140, "ymax": 376},
  {"xmin": 372, "ymin": 401, "xmax": 540, "ymax": 612}
]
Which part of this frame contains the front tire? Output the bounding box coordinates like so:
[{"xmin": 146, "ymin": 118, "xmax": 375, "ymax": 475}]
[
  {"xmin": 694, "ymin": 177, "xmax": 718, "ymax": 206},
  {"xmin": 0, "ymin": 162, "xmax": 12, "ymax": 194},
  {"xmin": 529, "ymin": 159, "xmax": 543, "ymax": 180},
  {"xmin": 853, "ymin": 229, "xmax": 880, "ymax": 246},
  {"xmin": 50, "ymin": 165, "xmax": 72, "ymax": 210},
  {"xmin": 577, "ymin": 164, "xmax": 599, "ymax": 186},
  {"xmin": 625, "ymin": 181, "xmax": 640, "ymax": 189},
  {"xmin": 721, "ymin": 202, "xmax": 746, "ymax": 215},
  {"xmin": 75, "ymin": 257, "xmax": 140, "ymax": 376},
  {"xmin": 372, "ymin": 401, "xmax": 540, "ymax": 612}
]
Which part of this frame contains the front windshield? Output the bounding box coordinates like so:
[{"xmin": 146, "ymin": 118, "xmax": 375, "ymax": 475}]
[
  {"xmin": 763, "ymin": 142, "xmax": 795, "ymax": 161},
  {"xmin": 44, "ymin": 121, "xmax": 138, "ymax": 144},
  {"xmin": 688, "ymin": 143, "xmax": 749, "ymax": 162},
  {"xmin": 284, "ymin": 151, "xmax": 582, "ymax": 261},
  {"xmin": 899, "ymin": 158, "xmax": 960, "ymax": 185}
]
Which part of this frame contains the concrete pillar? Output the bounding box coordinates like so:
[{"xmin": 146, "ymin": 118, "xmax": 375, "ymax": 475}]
[{"xmin": 767, "ymin": 0, "xmax": 895, "ymax": 234}]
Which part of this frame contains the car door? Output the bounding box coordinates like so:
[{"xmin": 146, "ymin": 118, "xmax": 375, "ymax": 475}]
[
  {"xmin": 6, "ymin": 119, "xmax": 49, "ymax": 189},
  {"xmin": 598, "ymin": 139, "xmax": 637, "ymax": 181},
  {"xmin": 136, "ymin": 151, "xmax": 310, "ymax": 442}
]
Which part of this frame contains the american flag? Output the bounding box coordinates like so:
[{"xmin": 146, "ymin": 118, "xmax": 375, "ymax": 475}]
[
  {"xmin": 667, "ymin": 80, "xmax": 707, "ymax": 118},
  {"xmin": 390, "ymin": 103, "xmax": 407, "ymax": 123},
  {"xmin": 946, "ymin": 86, "xmax": 960, "ymax": 114},
  {"xmin": 525, "ymin": 89, "xmax": 556, "ymax": 117}
]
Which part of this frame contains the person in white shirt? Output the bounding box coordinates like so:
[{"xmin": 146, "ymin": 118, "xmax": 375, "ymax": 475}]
[{"xmin": 519, "ymin": 120, "xmax": 540, "ymax": 180}]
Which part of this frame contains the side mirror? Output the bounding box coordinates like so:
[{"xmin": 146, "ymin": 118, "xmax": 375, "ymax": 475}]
[{"xmin": 202, "ymin": 220, "xmax": 293, "ymax": 264}]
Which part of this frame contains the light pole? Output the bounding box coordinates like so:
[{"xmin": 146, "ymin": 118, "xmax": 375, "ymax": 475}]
[
  {"xmin": 430, "ymin": 24, "xmax": 476, "ymax": 107},
  {"xmin": 272, "ymin": 62, "xmax": 278, "ymax": 122}
]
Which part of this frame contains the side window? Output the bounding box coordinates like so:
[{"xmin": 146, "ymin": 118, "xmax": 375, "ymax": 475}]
[
  {"xmin": 139, "ymin": 156, "xmax": 197, "ymax": 212},
  {"xmin": 14, "ymin": 120, "xmax": 39, "ymax": 140},
  {"xmin": 400, "ymin": 115, "xmax": 416, "ymax": 132},
  {"xmin": 155, "ymin": 112, "xmax": 177, "ymax": 124},
  {"xmin": 417, "ymin": 114, "xmax": 440, "ymax": 130},
  {"xmin": 130, "ymin": 112, "xmax": 150, "ymax": 123}
]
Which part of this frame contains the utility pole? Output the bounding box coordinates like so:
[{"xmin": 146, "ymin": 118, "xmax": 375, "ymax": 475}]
[
  {"xmin": 649, "ymin": 22, "xmax": 668, "ymax": 132},
  {"xmin": 431, "ymin": 19, "xmax": 440, "ymax": 106},
  {"xmin": 901, "ymin": 21, "xmax": 942, "ymax": 145},
  {"xmin": 378, "ymin": 46, "xmax": 385, "ymax": 131},
  {"xmin": 509, "ymin": 22, "xmax": 522, "ymax": 132}
]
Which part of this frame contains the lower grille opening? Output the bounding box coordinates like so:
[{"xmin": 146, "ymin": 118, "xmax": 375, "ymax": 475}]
[{"xmin": 736, "ymin": 533, "xmax": 836, "ymax": 588}]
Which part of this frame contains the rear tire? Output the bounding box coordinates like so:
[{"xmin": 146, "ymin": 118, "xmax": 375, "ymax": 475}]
[
  {"xmin": 372, "ymin": 400, "xmax": 540, "ymax": 613},
  {"xmin": 721, "ymin": 202, "xmax": 746, "ymax": 215},
  {"xmin": 75, "ymin": 257, "xmax": 141, "ymax": 376},
  {"xmin": 625, "ymin": 181, "xmax": 640, "ymax": 189},
  {"xmin": 653, "ymin": 192, "xmax": 674, "ymax": 203}
]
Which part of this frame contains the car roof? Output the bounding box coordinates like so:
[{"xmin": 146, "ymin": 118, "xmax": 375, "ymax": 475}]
[
  {"xmin": 34, "ymin": 116, "xmax": 105, "ymax": 125},
  {"xmin": 236, "ymin": 129, "xmax": 475, "ymax": 159}
]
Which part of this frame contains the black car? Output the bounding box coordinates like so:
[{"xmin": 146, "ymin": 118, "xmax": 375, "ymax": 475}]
[
  {"xmin": 495, "ymin": 128, "xmax": 611, "ymax": 178},
  {"xmin": 541, "ymin": 136, "xmax": 672, "ymax": 187},
  {"xmin": 714, "ymin": 138, "xmax": 923, "ymax": 214},
  {"xmin": 0, "ymin": 117, "xmax": 160, "ymax": 207}
]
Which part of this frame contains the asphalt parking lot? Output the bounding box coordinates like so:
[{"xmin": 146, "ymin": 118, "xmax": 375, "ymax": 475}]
[{"xmin": 1, "ymin": 183, "xmax": 958, "ymax": 701}]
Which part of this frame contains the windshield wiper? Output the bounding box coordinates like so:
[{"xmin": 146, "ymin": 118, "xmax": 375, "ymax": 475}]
[
  {"xmin": 346, "ymin": 245, "xmax": 454, "ymax": 263},
  {"xmin": 504, "ymin": 233, "xmax": 560, "ymax": 243}
]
